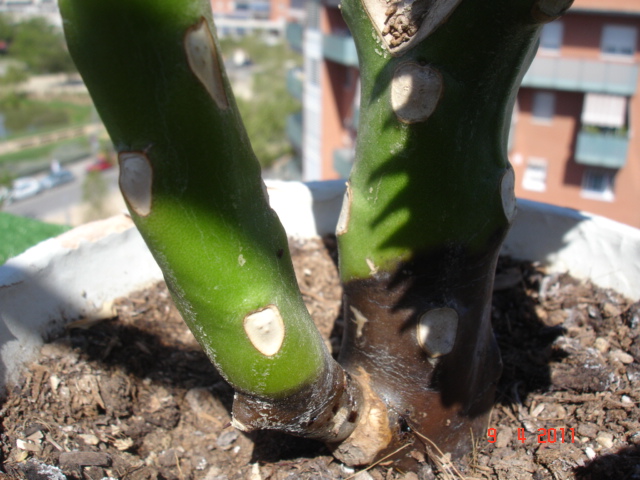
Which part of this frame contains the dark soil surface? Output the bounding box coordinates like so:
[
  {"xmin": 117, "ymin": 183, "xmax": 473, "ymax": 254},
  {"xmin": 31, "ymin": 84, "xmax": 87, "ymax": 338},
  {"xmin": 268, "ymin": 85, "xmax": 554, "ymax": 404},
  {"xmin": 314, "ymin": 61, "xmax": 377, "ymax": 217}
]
[{"xmin": 1, "ymin": 236, "xmax": 639, "ymax": 480}]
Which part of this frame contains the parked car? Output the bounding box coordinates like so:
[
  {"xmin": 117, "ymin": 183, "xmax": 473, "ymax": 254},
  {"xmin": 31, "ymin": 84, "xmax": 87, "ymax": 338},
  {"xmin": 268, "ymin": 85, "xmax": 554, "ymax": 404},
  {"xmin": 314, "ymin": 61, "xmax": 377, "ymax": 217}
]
[
  {"xmin": 86, "ymin": 156, "xmax": 114, "ymax": 172},
  {"xmin": 40, "ymin": 169, "xmax": 75, "ymax": 190},
  {"xmin": 8, "ymin": 177, "xmax": 43, "ymax": 203}
]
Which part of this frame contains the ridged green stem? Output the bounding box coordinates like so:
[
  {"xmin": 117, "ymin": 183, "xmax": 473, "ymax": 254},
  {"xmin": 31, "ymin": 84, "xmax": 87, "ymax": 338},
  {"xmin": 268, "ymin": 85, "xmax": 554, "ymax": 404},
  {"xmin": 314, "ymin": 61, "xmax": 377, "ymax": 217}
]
[
  {"xmin": 332, "ymin": 0, "xmax": 572, "ymax": 464},
  {"xmin": 337, "ymin": 0, "xmax": 564, "ymax": 280},
  {"xmin": 60, "ymin": 0, "xmax": 327, "ymax": 398}
]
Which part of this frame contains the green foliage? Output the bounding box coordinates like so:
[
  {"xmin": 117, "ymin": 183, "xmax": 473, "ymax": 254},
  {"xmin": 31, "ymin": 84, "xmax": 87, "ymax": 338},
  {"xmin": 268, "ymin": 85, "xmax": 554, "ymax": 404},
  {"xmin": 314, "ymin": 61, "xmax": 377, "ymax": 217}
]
[
  {"xmin": 82, "ymin": 170, "xmax": 108, "ymax": 222},
  {"xmin": 219, "ymin": 34, "xmax": 291, "ymax": 65},
  {"xmin": 235, "ymin": 78, "xmax": 299, "ymax": 168},
  {"xmin": 0, "ymin": 65, "xmax": 28, "ymax": 86},
  {"xmin": 219, "ymin": 34, "xmax": 301, "ymax": 168},
  {"xmin": 0, "ymin": 169, "xmax": 10, "ymax": 185},
  {"xmin": 0, "ymin": 137, "xmax": 91, "ymax": 167},
  {"xmin": 0, "ymin": 212, "xmax": 70, "ymax": 264},
  {"xmin": 0, "ymin": 94, "xmax": 70, "ymax": 133},
  {"xmin": 0, "ymin": 96, "xmax": 92, "ymax": 140},
  {"xmin": 0, "ymin": 14, "xmax": 76, "ymax": 74},
  {"xmin": 0, "ymin": 13, "xmax": 14, "ymax": 42}
]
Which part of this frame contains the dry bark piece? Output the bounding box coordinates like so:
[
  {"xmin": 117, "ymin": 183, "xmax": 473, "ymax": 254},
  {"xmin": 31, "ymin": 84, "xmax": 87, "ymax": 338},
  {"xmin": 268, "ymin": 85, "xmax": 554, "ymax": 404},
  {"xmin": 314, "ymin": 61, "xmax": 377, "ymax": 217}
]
[
  {"xmin": 59, "ymin": 451, "xmax": 112, "ymax": 468},
  {"xmin": 361, "ymin": 0, "xmax": 464, "ymax": 55}
]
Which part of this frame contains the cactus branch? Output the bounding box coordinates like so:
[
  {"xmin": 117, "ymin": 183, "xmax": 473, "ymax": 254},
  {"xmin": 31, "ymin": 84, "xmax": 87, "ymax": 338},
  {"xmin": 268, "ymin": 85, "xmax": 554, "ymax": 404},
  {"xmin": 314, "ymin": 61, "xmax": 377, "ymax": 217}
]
[
  {"xmin": 59, "ymin": 0, "xmax": 361, "ymax": 442},
  {"xmin": 334, "ymin": 0, "xmax": 573, "ymax": 467}
]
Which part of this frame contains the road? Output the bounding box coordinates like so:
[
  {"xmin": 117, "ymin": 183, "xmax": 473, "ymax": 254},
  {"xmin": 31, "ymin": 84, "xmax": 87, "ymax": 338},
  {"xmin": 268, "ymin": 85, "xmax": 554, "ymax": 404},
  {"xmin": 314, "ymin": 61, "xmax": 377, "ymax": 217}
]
[{"xmin": 3, "ymin": 158, "xmax": 121, "ymax": 225}]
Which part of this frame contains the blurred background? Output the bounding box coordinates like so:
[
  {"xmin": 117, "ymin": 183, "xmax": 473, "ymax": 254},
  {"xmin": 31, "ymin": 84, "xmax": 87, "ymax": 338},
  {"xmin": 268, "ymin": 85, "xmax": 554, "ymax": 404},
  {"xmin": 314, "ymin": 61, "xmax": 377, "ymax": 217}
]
[{"xmin": 1, "ymin": 0, "xmax": 639, "ymax": 264}]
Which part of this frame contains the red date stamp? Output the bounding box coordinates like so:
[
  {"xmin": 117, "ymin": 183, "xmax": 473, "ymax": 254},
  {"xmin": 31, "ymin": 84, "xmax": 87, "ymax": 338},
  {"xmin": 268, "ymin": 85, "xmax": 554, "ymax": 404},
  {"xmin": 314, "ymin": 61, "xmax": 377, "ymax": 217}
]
[{"xmin": 488, "ymin": 427, "xmax": 575, "ymax": 444}]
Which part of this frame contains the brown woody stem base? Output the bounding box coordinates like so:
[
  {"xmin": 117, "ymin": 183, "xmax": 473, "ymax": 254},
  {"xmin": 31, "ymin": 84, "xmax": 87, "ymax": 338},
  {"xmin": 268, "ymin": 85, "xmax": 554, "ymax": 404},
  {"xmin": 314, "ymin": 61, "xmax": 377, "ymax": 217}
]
[
  {"xmin": 334, "ymin": 247, "xmax": 503, "ymax": 470},
  {"xmin": 231, "ymin": 357, "xmax": 363, "ymax": 444}
]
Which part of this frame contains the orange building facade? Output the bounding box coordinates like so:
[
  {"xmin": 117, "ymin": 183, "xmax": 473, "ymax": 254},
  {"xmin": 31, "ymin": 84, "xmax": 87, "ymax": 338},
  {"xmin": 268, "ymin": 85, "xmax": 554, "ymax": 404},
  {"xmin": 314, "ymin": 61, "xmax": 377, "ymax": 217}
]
[
  {"xmin": 512, "ymin": 0, "xmax": 640, "ymax": 228},
  {"xmin": 210, "ymin": 0, "xmax": 302, "ymax": 22},
  {"xmin": 297, "ymin": 0, "xmax": 640, "ymax": 228}
]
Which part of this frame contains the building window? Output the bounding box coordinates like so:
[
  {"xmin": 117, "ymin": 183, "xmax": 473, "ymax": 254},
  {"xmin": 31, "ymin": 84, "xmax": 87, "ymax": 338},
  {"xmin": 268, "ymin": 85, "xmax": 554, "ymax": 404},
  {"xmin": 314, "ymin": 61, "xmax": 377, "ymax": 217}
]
[
  {"xmin": 601, "ymin": 25, "xmax": 637, "ymax": 58},
  {"xmin": 306, "ymin": 0, "xmax": 320, "ymax": 29},
  {"xmin": 532, "ymin": 91, "xmax": 555, "ymax": 123},
  {"xmin": 581, "ymin": 168, "xmax": 615, "ymax": 201},
  {"xmin": 581, "ymin": 93, "xmax": 627, "ymax": 130},
  {"xmin": 522, "ymin": 158, "xmax": 547, "ymax": 192},
  {"xmin": 540, "ymin": 21, "xmax": 563, "ymax": 52},
  {"xmin": 308, "ymin": 58, "xmax": 320, "ymax": 86}
]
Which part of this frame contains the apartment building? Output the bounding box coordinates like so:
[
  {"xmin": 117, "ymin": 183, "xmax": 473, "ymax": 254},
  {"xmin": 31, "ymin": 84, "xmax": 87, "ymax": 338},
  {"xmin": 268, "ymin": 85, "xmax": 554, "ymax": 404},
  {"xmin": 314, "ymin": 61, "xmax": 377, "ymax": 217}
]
[
  {"xmin": 0, "ymin": 0, "xmax": 60, "ymax": 25},
  {"xmin": 210, "ymin": 0, "xmax": 306, "ymax": 37},
  {"xmin": 0, "ymin": 0, "xmax": 57, "ymax": 13},
  {"xmin": 292, "ymin": 0, "xmax": 640, "ymax": 228},
  {"xmin": 514, "ymin": 0, "xmax": 640, "ymax": 227},
  {"xmin": 292, "ymin": 0, "xmax": 358, "ymax": 181},
  {"xmin": 210, "ymin": 0, "xmax": 272, "ymax": 20}
]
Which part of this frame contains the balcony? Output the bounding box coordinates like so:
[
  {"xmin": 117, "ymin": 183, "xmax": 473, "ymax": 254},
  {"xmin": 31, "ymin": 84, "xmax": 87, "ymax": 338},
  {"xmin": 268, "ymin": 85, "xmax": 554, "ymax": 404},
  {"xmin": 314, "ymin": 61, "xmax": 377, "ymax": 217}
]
[
  {"xmin": 322, "ymin": 33, "xmax": 358, "ymax": 68},
  {"xmin": 521, "ymin": 56, "xmax": 639, "ymax": 96},
  {"xmin": 286, "ymin": 112, "xmax": 303, "ymax": 151},
  {"xmin": 286, "ymin": 68, "xmax": 303, "ymax": 101},
  {"xmin": 575, "ymin": 130, "xmax": 629, "ymax": 169},
  {"xmin": 285, "ymin": 22, "xmax": 303, "ymax": 52},
  {"xmin": 333, "ymin": 148, "xmax": 354, "ymax": 178}
]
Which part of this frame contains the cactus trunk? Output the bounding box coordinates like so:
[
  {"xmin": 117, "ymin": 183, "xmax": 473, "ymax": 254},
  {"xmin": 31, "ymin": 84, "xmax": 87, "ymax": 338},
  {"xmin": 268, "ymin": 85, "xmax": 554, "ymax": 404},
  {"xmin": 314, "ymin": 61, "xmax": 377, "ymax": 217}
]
[
  {"xmin": 332, "ymin": 0, "xmax": 572, "ymax": 467},
  {"xmin": 59, "ymin": 0, "xmax": 573, "ymax": 471},
  {"xmin": 59, "ymin": 0, "xmax": 362, "ymax": 443}
]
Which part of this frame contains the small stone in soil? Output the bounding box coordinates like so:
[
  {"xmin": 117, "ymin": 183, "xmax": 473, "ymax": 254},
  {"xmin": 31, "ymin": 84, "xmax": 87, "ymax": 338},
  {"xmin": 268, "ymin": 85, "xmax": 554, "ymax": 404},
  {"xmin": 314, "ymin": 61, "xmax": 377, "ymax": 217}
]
[{"xmin": 216, "ymin": 430, "xmax": 239, "ymax": 449}]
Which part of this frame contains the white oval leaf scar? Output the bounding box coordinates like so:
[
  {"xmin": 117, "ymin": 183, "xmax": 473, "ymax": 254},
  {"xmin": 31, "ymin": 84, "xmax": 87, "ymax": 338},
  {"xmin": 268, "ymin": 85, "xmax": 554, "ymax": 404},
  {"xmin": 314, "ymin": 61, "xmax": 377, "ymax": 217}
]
[
  {"xmin": 336, "ymin": 182, "xmax": 352, "ymax": 236},
  {"xmin": 118, "ymin": 152, "xmax": 153, "ymax": 217},
  {"xmin": 244, "ymin": 305, "xmax": 286, "ymax": 357},
  {"xmin": 501, "ymin": 167, "xmax": 517, "ymax": 222},
  {"xmin": 391, "ymin": 63, "xmax": 443, "ymax": 124},
  {"xmin": 417, "ymin": 307, "xmax": 458, "ymax": 357},
  {"xmin": 185, "ymin": 18, "xmax": 229, "ymax": 109}
]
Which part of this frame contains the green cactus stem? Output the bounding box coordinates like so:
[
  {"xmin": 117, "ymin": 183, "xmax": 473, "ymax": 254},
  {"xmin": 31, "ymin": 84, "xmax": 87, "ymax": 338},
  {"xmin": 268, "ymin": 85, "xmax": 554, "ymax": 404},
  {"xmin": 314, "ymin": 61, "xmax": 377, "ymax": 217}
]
[
  {"xmin": 333, "ymin": 0, "xmax": 572, "ymax": 467},
  {"xmin": 59, "ymin": 0, "xmax": 361, "ymax": 442}
]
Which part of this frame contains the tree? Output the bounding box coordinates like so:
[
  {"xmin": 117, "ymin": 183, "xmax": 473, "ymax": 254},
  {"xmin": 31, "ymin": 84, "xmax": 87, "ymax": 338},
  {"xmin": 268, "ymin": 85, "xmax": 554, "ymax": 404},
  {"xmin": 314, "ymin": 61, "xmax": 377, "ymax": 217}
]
[
  {"xmin": 8, "ymin": 16, "xmax": 75, "ymax": 74},
  {"xmin": 59, "ymin": 0, "xmax": 572, "ymax": 471},
  {"xmin": 0, "ymin": 65, "xmax": 28, "ymax": 86},
  {"xmin": 220, "ymin": 34, "xmax": 302, "ymax": 169}
]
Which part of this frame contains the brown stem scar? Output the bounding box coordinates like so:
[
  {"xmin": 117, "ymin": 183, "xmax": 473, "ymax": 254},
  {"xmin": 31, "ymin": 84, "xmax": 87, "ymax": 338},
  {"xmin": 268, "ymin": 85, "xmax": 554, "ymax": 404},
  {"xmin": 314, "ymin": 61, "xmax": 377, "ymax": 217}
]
[
  {"xmin": 350, "ymin": 306, "xmax": 369, "ymax": 339},
  {"xmin": 331, "ymin": 368, "xmax": 392, "ymax": 465},
  {"xmin": 362, "ymin": 0, "xmax": 463, "ymax": 55}
]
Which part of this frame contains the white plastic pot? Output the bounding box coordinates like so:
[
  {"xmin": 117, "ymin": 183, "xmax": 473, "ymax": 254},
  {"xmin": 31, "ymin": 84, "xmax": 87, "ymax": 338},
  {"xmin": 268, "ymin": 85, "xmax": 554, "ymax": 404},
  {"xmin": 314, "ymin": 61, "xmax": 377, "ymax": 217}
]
[{"xmin": 1, "ymin": 180, "xmax": 638, "ymax": 395}]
